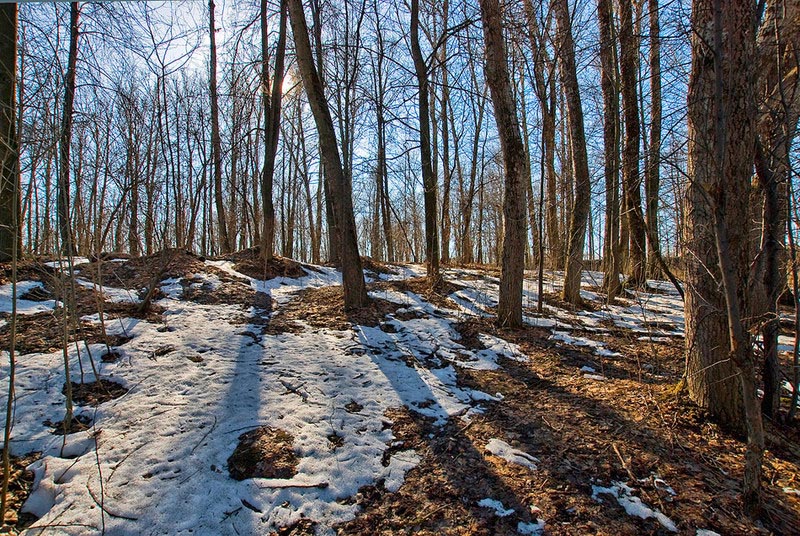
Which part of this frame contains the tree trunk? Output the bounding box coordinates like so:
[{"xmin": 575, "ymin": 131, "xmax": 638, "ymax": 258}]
[
  {"xmin": 597, "ymin": 0, "xmax": 622, "ymax": 298},
  {"xmin": 372, "ymin": 1, "xmax": 393, "ymax": 263},
  {"xmin": 261, "ymin": 0, "xmax": 287, "ymax": 261},
  {"xmin": 522, "ymin": 0, "xmax": 560, "ymax": 271},
  {"xmin": 754, "ymin": 0, "xmax": 800, "ymax": 420},
  {"xmin": 410, "ymin": 0, "xmax": 440, "ymax": 285},
  {"xmin": 209, "ymin": 0, "xmax": 232, "ymax": 255},
  {"xmin": 685, "ymin": 0, "xmax": 754, "ymax": 442},
  {"xmin": 645, "ymin": 0, "xmax": 663, "ymax": 278},
  {"xmin": 0, "ymin": 4, "xmax": 18, "ymax": 262},
  {"xmin": 287, "ymin": 0, "xmax": 367, "ymax": 309},
  {"xmin": 479, "ymin": 0, "xmax": 527, "ymax": 328},
  {"xmin": 687, "ymin": 0, "xmax": 763, "ymax": 511},
  {"xmin": 619, "ymin": 0, "xmax": 647, "ymax": 287},
  {"xmin": 58, "ymin": 2, "xmax": 80, "ymax": 256},
  {"xmin": 439, "ymin": 0, "xmax": 451, "ymax": 265},
  {"xmin": 554, "ymin": 0, "xmax": 591, "ymax": 305}
]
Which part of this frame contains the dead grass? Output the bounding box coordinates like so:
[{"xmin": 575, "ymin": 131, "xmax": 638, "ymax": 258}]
[
  {"xmin": 65, "ymin": 379, "xmax": 128, "ymax": 407},
  {"xmin": 0, "ymin": 451, "xmax": 41, "ymax": 531}
]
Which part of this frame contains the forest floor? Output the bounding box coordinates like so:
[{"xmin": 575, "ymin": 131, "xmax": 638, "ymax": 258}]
[{"xmin": 0, "ymin": 249, "xmax": 799, "ymax": 535}]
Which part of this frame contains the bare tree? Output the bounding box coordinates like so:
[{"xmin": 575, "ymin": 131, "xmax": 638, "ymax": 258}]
[
  {"xmin": 685, "ymin": 0, "xmax": 763, "ymax": 512},
  {"xmin": 618, "ymin": 0, "xmax": 647, "ymax": 287},
  {"xmin": 645, "ymin": 0, "xmax": 663, "ymax": 278},
  {"xmin": 209, "ymin": 0, "xmax": 232, "ymax": 254},
  {"xmin": 479, "ymin": 0, "xmax": 527, "ymax": 327},
  {"xmin": 0, "ymin": 4, "xmax": 18, "ymax": 262},
  {"xmin": 554, "ymin": 0, "xmax": 591, "ymax": 305},
  {"xmin": 597, "ymin": 0, "xmax": 622, "ymax": 298},
  {"xmin": 522, "ymin": 0, "xmax": 560, "ymax": 271},
  {"xmin": 0, "ymin": 4, "xmax": 18, "ymax": 523},
  {"xmin": 261, "ymin": 0, "xmax": 288, "ymax": 261},
  {"xmin": 754, "ymin": 0, "xmax": 800, "ymax": 419},
  {"xmin": 58, "ymin": 2, "xmax": 81, "ymax": 255},
  {"xmin": 287, "ymin": 0, "xmax": 368, "ymax": 309},
  {"xmin": 410, "ymin": 0, "xmax": 440, "ymax": 285}
]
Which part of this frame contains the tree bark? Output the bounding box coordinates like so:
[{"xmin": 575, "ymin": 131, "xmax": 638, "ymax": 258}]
[
  {"xmin": 58, "ymin": 3, "xmax": 80, "ymax": 256},
  {"xmin": 554, "ymin": 0, "xmax": 591, "ymax": 305},
  {"xmin": 209, "ymin": 0, "xmax": 232, "ymax": 255},
  {"xmin": 261, "ymin": 0, "xmax": 287, "ymax": 261},
  {"xmin": 597, "ymin": 0, "xmax": 622, "ymax": 298},
  {"xmin": 686, "ymin": 0, "xmax": 763, "ymax": 511},
  {"xmin": 479, "ymin": 0, "xmax": 527, "ymax": 328},
  {"xmin": 685, "ymin": 0, "xmax": 754, "ymax": 443},
  {"xmin": 754, "ymin": 0, "xmax": 800, "ymax": 419},
  {"xmin": 410, "ymin": 0, "xmax": 440, "ymax": 285},
  {"xmin": 287, "ymin": 0, "xmax": 368, "ymax": 309},
  {"xmin": 619, "ymin": 0, "xmax": 647, "ymax": 287},
  {"xmin": 645, "ymin": 0, "xmax": 663, "ymax": 278},
  {"xmin": 0, "ymin": 4, "xmax": 18, "ymax": 262}
]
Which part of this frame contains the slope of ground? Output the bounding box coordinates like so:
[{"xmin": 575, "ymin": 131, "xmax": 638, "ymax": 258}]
[{"xmin": 0, "ymin": 255, "xmax": 797, "ymax": 535}]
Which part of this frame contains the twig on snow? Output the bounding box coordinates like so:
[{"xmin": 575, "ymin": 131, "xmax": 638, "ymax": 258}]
[{"xmin": 87, "ymin": 482, "xmax": 138, "ymax": 521}]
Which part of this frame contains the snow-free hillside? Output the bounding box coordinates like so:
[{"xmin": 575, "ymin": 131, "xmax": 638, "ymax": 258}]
[{"xmin": 0, "ymin": 255, "xmax": 798, "ymax": 535}]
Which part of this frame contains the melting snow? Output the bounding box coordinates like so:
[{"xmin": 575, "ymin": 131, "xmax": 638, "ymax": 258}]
[
  {"xmin": 76, "ymin": 278, "xmax": 140, "ymax": 303},
  {"xmin": 477, "ymin": 498, "xmax": 514, "ymax": 517},
  {"xmin": 484, "ymin": 438, "xmax": 538, "ymax": 471},
  {"xmin": 549, "ymin": 331, "xmax": 621, "ymax": 358},
  {"xmin": 517, "ymin": 519, "xmax": 546, "ymax": 535},
  {"xmin": 592, "ymin": 481, "xmax": 678, "ymax": 532},
  {"xmin": 0, "ymin": 281, "xmax": 57, "ymax": 314},
  {"xmin": 0, "ymin": 263, "xmax": 690, "ymax": 534}
]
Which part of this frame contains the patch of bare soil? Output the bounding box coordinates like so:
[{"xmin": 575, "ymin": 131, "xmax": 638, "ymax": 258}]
[
  {"xmin": 64, "ymin": 379, "xmax": 128, "ymax": 406},
  {"xmin": 45, "ymin": 414, "xmax": 92, "ymax": 435},
  {"xmin": 228, "ymin": 426, "xmax": 297, "ymax": 481},
  {"xmin": 540, "ymin": 291, "xmax": 603, "ymax": 313},
  {"xmin": 264, "ymin": 286, "xmax": 402, "ymax": 333},
  {"xmin": 178, "ymin": 273, "xmax": 256, "ymax": 306},
  {"xmin": 339, "ymin": 315, "xmax": 800, "ymax": 536},
  {"xmin": 361, "ymin": 257, "xmax": 398, "ymax": 277},
  {"xmin": 0, "ymin": 259, "xmax": 61, "ymax": 287},
  {"xmin": 225, "ymin": 247, "xmax": 307, "ymax": 280},
  {"xmin": 0, "ymin": 256, "xmax": 173, "ymax": 355},
  {"xmin": 0, "ymin": 451, "xmax": 41, "ymax": 531},
  {"xmin": 77, "ymin": 249, "xmax": 205, "ymax": 291},
  {"xmin": 373, "ymin": 277, "xmax": 465, "ymax": 310},
  {"xmin": 0, "ymin": 311, "xmax": 134, "ymax": 355},
  {"xmin": 76, "ymin": 248, "xmax": 251, "ymax": 304},
  {"xmin": 458, "ymin": 263, "xmax": 502, "ymax": 277}
]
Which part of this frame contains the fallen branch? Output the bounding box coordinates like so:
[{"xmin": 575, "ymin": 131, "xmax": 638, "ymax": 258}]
[
  {"xmin": 256, "ymin": 480, "xmax": 329, "ymax": 489},
  {"xmin": 612, "ymin": 443, "xmax": 638, "ymax": 482},
  {"xmin": 190, "ymin": 416, "xmax": 218, "ymax": 455}
]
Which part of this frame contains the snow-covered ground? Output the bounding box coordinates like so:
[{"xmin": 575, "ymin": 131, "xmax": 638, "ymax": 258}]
[
  {"xmin": 0, "ymin": 261, "xmax": 727, "ymax": 534},
  {"xmin": 0, "ymin": 281, "xmax": 58, "ymax": 315}
]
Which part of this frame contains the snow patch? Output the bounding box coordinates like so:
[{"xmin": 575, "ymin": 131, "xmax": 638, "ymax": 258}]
[
  {"xmin": 76, "ymin": 278, "xmax": 140, "ymax": 303},
  {"xmin": 592, "ymin": 481, "xmax": 677, "ymax": 532},
  {"xmin": 383, "ymin": 450, "xmax": 420, "ymax": 492},
  {"xmin": 0, "ymin": 281, "xmax": 57, "ymax": 314},
  {"xmin": 478, "ymin": 498, "xmax": 514, "ymax": 517},
  {"xmin": 484, "ymin": 438, "xmax": 538, "ymax": 471},
  {"xmin": 517, "ymin": 519, "xmax": 545, "ymax": 535}
]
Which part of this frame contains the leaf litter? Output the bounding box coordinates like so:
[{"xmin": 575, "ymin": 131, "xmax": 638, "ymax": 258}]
[{"xmin": 0, "ymin": 256, "xmax": 796, "ymax": 535}]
